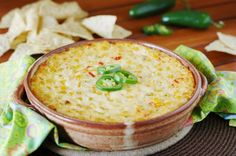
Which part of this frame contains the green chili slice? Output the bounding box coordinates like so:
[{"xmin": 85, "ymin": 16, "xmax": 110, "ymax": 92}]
[
  {"xmin": 114, "ymin": 70, "xmax": 138, "ymax": 84},
  {"xmin": 96, "ymin": 75, "xmax": 122, "ymax": 91},
  {"xmin": 97, "ymin": 64, "xmax": 121, "ymax": 75},
  {"xmin": 143, "ymin": 23, "xmax": 172, "ymax": 36}
]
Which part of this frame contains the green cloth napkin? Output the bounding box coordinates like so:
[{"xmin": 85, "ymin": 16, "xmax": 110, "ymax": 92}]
[
  {"xmin": 0, "ymin": 45, "xmax": 235, "ymax": 155},
  {"xmin": 0, "ymin": 56, "xmax": 86, "ymax": 156},
  {"xmin": 174, "ymin": 45, "xmax": 236, "ymax": 127},
  {"xmin": 0, "ymin": 56, "xmax": 35, "ymax": 112}
]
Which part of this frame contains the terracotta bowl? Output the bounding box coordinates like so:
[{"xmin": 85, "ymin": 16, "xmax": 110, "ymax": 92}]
[{"xmin": 14, "ymin": 39, "xmax": 207, "ymax": 151}]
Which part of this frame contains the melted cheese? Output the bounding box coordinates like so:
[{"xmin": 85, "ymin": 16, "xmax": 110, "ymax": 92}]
[{"xmin": 30, "ymin": 41, "xmax": 195, "ymax": 123}]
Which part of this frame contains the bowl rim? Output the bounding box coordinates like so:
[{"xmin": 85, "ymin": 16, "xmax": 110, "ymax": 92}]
[{"xmin": 24, "ymin": 39, "xmax": 202, "ymax": 128}]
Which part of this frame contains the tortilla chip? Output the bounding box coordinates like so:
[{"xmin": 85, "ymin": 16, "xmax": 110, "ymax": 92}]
[
  {"xmin": 0, "ymin": 0, "xmax": 132, "ymax": 60},
  {"xmin": 205, "ymin": 40, "xmax": 236, "ymax": 55},
  {"xmin": 27, "ymin": 31, "xmax": 38, "ymax": 43},
  {"xmin": 28, "ymin": 29, "xmax": 74, "ymax": 50},
  {"xmin": 112, "ymin": 25, "xmax": 132, "ymax": 39},
  {"xmin": 11, "ymin": 29, "xmax": 75, "ymax": 60},
  {"xmin": 9, "ymin": 43, "xmax": 46, "ymax": 60},
  {"xmin": 11, "ymin": 32, "xmax": 28, "ymax": 49},
  {"xmin": 21, "ymin": 0, "xmax": 50, "ymax": 13},
  {"xmin": 217, "ymin": 32, "xmax": 236, "ymax": 50},
  {"xmin": 15, "ymin": 30, "xmax": 75, "ymax": 60},
  {"xmin": 39, "ymin": 1, "xmax": 88, "ymax": 19},
  {"xmin": 6, "ymin": 11, "xmax": 26, "ymax": 42},
  {"xmin": 21, "ymin": 3, "xmax": 37, "ymax": 13},
  {"xmin": 41, "ymin": 16, "xmax": 58, "ymax": 30},
  {"xmin": 51, "ymin": 18, "xmax": 93, "ymax": 40},
  {"xmin": 0, "ymin": 8, "xmax": 20, "ymax": 29},
  {"xmin": 0, "ymin": 35, "xmax": 10, "ymax": 56},
  {"xmin": 25, "ymin": 7, "xmax": 39, "ymax": 32},
  {"xmin": 82, "ymin": 15, "xmax": 117, "ymax": 38},
  {"xmin": 61, "ymin": 1, "xmax": 88, "ymax": 19}
]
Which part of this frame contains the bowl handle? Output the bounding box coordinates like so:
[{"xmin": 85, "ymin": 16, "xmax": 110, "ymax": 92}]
[
  {"xmin": 183, "ymin": 73, "xmax": 208, "ymax": 127},
  {"xmin": 199, "ymin": 73, "xmax": 208, "ymax": 96},
  {"xmin": 13, "ymin": 83, "xmax": 37, "ymax": 111}
]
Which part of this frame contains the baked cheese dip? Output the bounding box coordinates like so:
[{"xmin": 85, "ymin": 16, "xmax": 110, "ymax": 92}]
[{"xmin": 30, "ymin": 41, "xmax": 195, "ymax": 123}]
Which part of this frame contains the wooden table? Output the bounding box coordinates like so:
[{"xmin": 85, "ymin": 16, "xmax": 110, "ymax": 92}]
[
  {"xmin": 0, "ymin": 0, "xmax": 236, "ymax": 155},
  {"xmin": 1, "ymin": 0, "xmax": 236, "ymax": 71}
]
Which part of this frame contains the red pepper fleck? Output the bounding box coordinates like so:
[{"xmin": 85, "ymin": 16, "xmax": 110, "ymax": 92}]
[
  {"xmin": 114, "ymin": 56, "xmax": 122, "ymax": 60},
  {"xmin": 98, "ymin": 62, "xmax": 104, "ymax": 65},
  {"xmin": 88, "ymin": 72, "xmax": 95, "ymax": 77},
  {"xmin": 86, "ymin": 66, "xmax": 92, "ymax": 69}
]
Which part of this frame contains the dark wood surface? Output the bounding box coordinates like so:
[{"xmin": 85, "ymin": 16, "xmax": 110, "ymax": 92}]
[
  {"xmin": 0, "ymin": 0, "xmax": 236, "ymax": 155},
  {"xmin": 1, "ymin": 0, "xmax": 236, "ymax": 70}
]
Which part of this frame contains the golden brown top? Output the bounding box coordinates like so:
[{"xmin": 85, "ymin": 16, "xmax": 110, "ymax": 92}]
[{"xmin": 30, "ymin": 41, "xmax": 195, "ymax": 123}]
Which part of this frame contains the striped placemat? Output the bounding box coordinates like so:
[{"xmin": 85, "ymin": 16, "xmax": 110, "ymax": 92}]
[{"xmin": 154, "ymin": 114, "xmax": 236, "ymax": 156}]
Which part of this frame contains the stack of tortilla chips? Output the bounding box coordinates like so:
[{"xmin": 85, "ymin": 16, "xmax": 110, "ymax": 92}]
[{"xmin": 0, "ymin": 0, "xmax": 132, "ymax": 60}]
